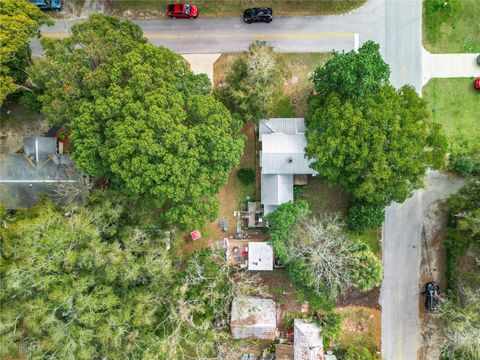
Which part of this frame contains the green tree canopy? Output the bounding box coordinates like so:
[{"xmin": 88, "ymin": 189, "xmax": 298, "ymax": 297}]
[
  {"xmin": 267, "ymin": 201, "xmax": 382, "ymax": 295},
  {"xmin": 0, "ymin": 0, "xmax": 51, "ymax": 105},
  {"xmin": 306, "ymin": 84, "xmax": 447, "ymax": 207},
  {"xmin": 217, "ymin": 40, "xmax": 282, "ymax": 122},
  {"xmin": 310, "ymin": 41, "xmax": 390, "ymax": 100},
  {"xmin": 0, "ymin": 200, "xmax": 262, "ymax": 359},
  {"xmin": 30, "ymin": 15, "xmax": 244, "ymax": 228}
]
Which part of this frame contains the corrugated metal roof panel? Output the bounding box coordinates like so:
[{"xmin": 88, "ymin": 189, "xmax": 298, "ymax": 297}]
[
  {"xmin": 261, "ymin": 174, "xmax": 293, "ymax": 205},
  {"xmin": 261, "ymin": 154, "xmax": 316, "ymax": 175},
  {"xmin": 262, "ymin": 134, "xmax": 307, "ymax": 153},
  {"xmin": 259, "ymin": 118, "xmax": 305, "ymax": 136}
]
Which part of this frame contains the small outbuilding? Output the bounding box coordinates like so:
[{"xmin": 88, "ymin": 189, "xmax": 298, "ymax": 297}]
[
  {"xmin": 248, "ymin": 241, "xmax": 274, "ymax": 271},
  {"xmin": 294, "ymin": 319, "xmax": 324, "ymax": 360},
  {"xmin": 231, "ymin": 297, "xmax": 277, "ymax": 340}
]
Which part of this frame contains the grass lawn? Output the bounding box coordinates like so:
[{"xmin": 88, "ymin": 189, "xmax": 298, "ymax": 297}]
[
  {"xmin": 423, "ymin": 78, "xmax": 480, "ymax": 153},
  {"xmin": 109, "ymin": 0, "xmax": 367, "ymax": 18},
  {"xmin": 335, "ymin": 306, "xmax": 381, "ymax": 355},
  {"xmin": 423, "ymin": 0, "xmax": 480, "ymax": 53},
  {"xmin": 214, "ymin": 52, "xmax": 330, "ymax": 117}
]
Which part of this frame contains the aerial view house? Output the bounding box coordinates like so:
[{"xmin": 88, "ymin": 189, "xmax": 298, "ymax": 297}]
[
  {"xmin": 259, "ymin": 118, "xmax": 316, "ymax": 215},
  {"xmin": 0, "ymin": 137, "xmax": 84, "ymax": 209},
  {"xmin": 231, "ymin": 297, "xmax": 277, "ymax": 340}
]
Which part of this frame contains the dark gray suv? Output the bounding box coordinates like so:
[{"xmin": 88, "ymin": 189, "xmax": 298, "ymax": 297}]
[{"xmin": 244, "ymin": 8, "xmax": 273, "ymax": 24}]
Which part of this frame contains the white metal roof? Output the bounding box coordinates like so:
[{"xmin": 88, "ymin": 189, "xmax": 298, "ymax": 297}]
[
  {"xmin": 261, "ymin": 174, "xmax": 293, "ymax": 206},
  {"xmin": 294, "ymin": 319, "xmax": 324, "ymax": 360},
  {"xmin": 261, "ymin": 153, "xmax": 316, "ymax": 175},
  {"xmin": 248, "ymin": 242, "xmax": 274, "ymax": 271},
  {"xmin": 259, "ymin": 118, "xmax": 306, "ymax": 136}
]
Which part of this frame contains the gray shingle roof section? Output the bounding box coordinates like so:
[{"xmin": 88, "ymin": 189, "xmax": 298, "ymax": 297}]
[
  {"xmin": 231, "ymin": 297, "xmax": 277, "ymax": 340},
  {"xmin": 24, "ymin": 137, "xmax": 57, "ymax": 164},
  {"xmin": 0, "ymin": 137, "xmax": 84, "ymax": 209},
  {"xmin": 261, "ymin": 174, "xmax": 293, "ymax": 205}
]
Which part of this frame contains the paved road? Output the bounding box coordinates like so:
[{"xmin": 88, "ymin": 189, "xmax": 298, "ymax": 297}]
[
  {"xmin": 32, "ymin": 2, "xmax": 431, "ymax": 358},
  {"xmin": 380, "ymin": 171, "xmax": 464, "ymax": 360},
  {"xmin": 33, "ymin": 0, "xmax": 385, "ymax": 55}
]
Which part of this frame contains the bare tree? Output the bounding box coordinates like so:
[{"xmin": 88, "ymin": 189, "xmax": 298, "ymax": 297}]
[{"xmin": 289, "ymin": 214, "xmax": 361, "ymax": 295}]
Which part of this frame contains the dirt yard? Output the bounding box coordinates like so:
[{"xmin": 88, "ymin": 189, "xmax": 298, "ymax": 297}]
[
  {"xmin": 336, "ymin": 306, "xmax": 381, "ymax": 356},
  {"xmin": 418, "ymin": 201, "xmax": 449, "ymax": 360},
  {"xmin": 178, "ymin": 121, "xmax": 257, "ymax": 254},
  {"xmin": 0, "ymin": 102, "xmax": 47, "ymax": 153}
]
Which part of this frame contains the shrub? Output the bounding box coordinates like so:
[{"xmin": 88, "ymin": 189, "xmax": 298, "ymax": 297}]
[
  {"xmin": 237, "ymin": 168, "xmax": 255, "ymax": 184},
  {"xmin": 450, "ymin": 154, "xmax": 474, "ymax": 176},
  {"xmin": 347, "ymin": 200, "xmax": 385, "ymax": 233},
  {"xmin": 19, "ymin": 91, "xmax": 42, "ymax": 112}
]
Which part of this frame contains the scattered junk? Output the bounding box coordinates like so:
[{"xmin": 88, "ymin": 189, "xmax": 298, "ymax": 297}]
[
  {"xmin": 190, "ymin": 229, "xmax": 201, "ymax": 241},
  {"xmin": 241, "ymin": 201, "xmax": 266, "ymax": 228},
  {"xmin": 220, "ymin": 218, "xmax": 229, "ymax": 232},
  {"xmin": 422, "ymin": 282, "xmax": 441, "ymax": 311},
  {"xmin": 231, "ymin": 297, "xmax": 277, "ymax": 340}
]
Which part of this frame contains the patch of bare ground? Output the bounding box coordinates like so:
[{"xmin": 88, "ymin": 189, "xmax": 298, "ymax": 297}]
[
  {"xmin": 335, "ymin": 306, "xmax": 381, "ymax": 356},
  {"xmin": 257, "ymin": 269, "xmax": 305, "ymax": 332},
  {"xmin": 0, "ymin": 101, "xmax": 47, "ymax": 153},
  {"xmin": 335, "ymin": 287, "xmax": 380, "ymax": 309},
  {"xmin": 418, "ymin": 201, "xmax": 449, "ymax": 360},
  {"xmin": 177, "ymin": 121, "xmax": 257, "ymax": 254}
]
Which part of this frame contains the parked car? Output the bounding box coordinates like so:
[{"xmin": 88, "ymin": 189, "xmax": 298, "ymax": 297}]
[
  {"xmin": 243, "ymin": 8, "xmax": 273, "ymax": 24},
  {"xmin": 28, "ymin": 0, "xmax": 62, "ymax": 10},
  {"xmin": 423, "ymin": 282, "xmax": 441, "ymax": 311},
  {"xmin": 166, "ymin": 3, "xmax": 198, "ymax": 19},
  {"xmin": 476, "ymin": 54, "xmax": 480, "ymax": 66},
  {"xmin": 475, "ymin": 77, "xmax": 480, "ymax": 91}
]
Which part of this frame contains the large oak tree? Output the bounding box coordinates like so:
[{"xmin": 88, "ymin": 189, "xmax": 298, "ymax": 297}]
[
  {"xmin": 30, "ymin": 15, "xmax": 244, "ymax": 228},
  {"xmin": 0, "ymin": 0, "xmax": 51, "ymax": 105}
]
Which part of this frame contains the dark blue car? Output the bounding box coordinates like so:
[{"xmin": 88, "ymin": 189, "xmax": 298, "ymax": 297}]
[{"xmin": 29, "ymin": 0, "xmax": 62, "ymax": 10}]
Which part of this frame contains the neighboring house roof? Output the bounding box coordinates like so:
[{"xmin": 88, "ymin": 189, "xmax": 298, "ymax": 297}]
[
  {"xmin": 259, "ymin": 118, "xmax": 316, "ymax": 215},
  {"xmin": 231, "ymin": 297, "xmax": 276, "ymax": 340},
  {"xmin": 294, "ymin": 319, "xmax": 324, "ymax": 360},
  {"xmin": 0, "ymin": 137, "xmax": 83, "ymax": 209},
  {"xmin": 248, "ymin": 241, "xmax": 274, "ymax": 271}
]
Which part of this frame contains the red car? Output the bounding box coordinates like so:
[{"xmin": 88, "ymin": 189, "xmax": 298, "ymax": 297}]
[
  {"xmin": 167, "ymin": 3, "xmax": 198, "ymax": 19},
  {"xmin": 475, "ymin": 77, "xmax": 480, "ymax": 91}
]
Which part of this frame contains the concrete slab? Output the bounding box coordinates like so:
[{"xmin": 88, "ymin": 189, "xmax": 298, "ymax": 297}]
[
  {"xmin": 422, "ymin": 49, "xmax": 480, "ymax": 86},
  {"xmin": 181, "ymin": 53, "xmax": 221, "ymax": 86}
]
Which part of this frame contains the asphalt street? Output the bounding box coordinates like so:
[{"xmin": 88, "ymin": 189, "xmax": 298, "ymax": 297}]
[
  {"xmin": 380, "ymin": 171, "xmax": 464, "ymax": 360},
  {"xmin": 32, "ymin": 1, "xmax": 428, "ymax": 358}
]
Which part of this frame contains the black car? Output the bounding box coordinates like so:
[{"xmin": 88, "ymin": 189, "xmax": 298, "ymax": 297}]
[
  {"xmin": 244, "ymin": 8, "xmax": 273, "ymax": 24},
  {"xmin": 423, "ymin": 282, "xmax": 441, "ymax": 311},
  {"xmin": 477, "ymin": 54, "xmax": 480, "ymax": 66}
]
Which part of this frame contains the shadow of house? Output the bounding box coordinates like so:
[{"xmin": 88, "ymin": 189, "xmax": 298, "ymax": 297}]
[{"xmin": 0, "ymin": 137, "xmax": 85, "ymax": 209}]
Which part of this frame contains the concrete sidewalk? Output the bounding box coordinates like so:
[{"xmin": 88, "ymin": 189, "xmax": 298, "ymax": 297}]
[
  {"xmin": 181, "ymin": 54, "xmax": 221, "ymax": 86},
  {"xmin": 422, "ymin": 49, "xmax": 480, "ymax": 86}
]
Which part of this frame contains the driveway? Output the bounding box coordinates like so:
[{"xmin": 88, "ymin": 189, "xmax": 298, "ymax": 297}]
[
  {"xmin": 422, "ymin": 50, "xmax": 480, "ymax": 86},
  {"xmin": 380, "ymin": 171, "xmax": 464, "ymax": 360}
]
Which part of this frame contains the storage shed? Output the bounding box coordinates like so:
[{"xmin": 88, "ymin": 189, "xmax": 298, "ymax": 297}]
[
  {"xmin": 231, "ymin": 297, "xmax": 277, "ymax": 340},
  {"xmin": 248, "ymin": 242, "xmax": 274, "ymax": 271},
  {"xmin": 294, "ymin": 319, "xmax": 324, "ymax": 360}
]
